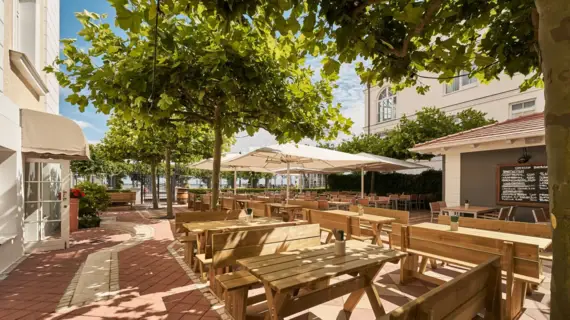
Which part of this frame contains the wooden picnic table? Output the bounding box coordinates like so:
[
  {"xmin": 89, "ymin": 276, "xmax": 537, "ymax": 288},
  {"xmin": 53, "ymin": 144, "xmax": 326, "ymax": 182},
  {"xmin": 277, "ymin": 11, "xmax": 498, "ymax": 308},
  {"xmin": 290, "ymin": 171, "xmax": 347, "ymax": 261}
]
[
  {"xmin": 183, "ymin": 217, "xmax": 305, "ymax": 234},
  {"xmin": 268, "ymin": 203, "xmax": 302, "ymax": 221},
  {"xmin": 414, "ymin": 222, "xmax": 552, "ymax": 250},
  {"xmin": 441, "ymin": 205, "xmax": 497, "ymax": 219},
  {"xmin": 327, "ymin": 210, "xmax": 396, "ymax": 247},
  {"xmin": 237, "ymin": 240, "xmax": 406, "ymax": 320}
]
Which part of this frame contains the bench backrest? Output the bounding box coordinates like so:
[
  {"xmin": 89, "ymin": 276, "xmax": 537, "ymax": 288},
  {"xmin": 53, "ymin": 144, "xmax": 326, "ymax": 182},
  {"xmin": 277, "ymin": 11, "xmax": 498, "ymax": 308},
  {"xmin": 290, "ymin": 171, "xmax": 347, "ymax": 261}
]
[
  {"xmin": 388, "ymin": 257, "xmax": 501, "ymax": 320},
  {"xmin": 349, "ymin": 205, "xmax": 409, "ymax": 225},
  {"xmin": 287, "ymin": 200, "xmax": 319, "ymax": 210},
  {"xmin": 109, "ymin": 192, "xmax": 136, "ymax": 201},
  {"xmin": 307, "ymin": 210, "xmax": 351, "ymax": 238},
  {"xmin": 406, "ymin": 224, "xmax": 541, "ymax": 280},
  {"xmin": 174, "ymin": 210, "xmax": 241, "ymax": 233},
  {"xmin": 211, "ymin": 224, "xmax": 321, "ymax": 269},
  {"xmin": 437, "ymin": 215, "xmax": 551, "ymax": 239},
  {"xmin": 249, "ymin": 201, "xmax": 268, "ymax": 217},
  {"xmin": 221, "ymin": 197, "xmax": 236, "ymax": 210}
]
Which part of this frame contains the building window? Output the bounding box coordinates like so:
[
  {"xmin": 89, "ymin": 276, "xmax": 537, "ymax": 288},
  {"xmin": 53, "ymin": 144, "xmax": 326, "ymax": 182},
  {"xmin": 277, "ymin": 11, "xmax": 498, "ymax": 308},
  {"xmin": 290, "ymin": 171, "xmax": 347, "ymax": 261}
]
[
  {"xmin": 376, "ymin": 87, "xmax": 396, "ymax": 122},
  {"xmin": 14, "ymin": 0, "xmax": 39, "ymax": 67},
  {"xmin": 510, "ymin": 100, "xmax": 536, "ymax": 118},
  {"xmin": 445, "ymin": 71, "xmax": 477, "ymax": 94}
]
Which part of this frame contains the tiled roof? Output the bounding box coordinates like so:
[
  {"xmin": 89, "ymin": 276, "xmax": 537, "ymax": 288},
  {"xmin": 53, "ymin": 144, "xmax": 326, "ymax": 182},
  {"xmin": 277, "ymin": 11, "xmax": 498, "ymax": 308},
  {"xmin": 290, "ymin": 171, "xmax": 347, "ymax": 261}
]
[{"xmin": 411, "ymin": 112, "xmax": 544, "ymax": 151}]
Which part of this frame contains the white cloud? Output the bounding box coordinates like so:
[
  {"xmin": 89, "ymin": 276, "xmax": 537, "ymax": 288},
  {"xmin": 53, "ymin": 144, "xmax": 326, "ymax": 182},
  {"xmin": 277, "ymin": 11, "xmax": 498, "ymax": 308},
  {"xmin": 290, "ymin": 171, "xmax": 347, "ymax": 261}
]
[
  {"xmin": 88, "ymin": 140, "xmax": 100, "ymax": 145},
  {"xmin": 73, "ymin": 119, "xmax": 103, "ymax": 133}
]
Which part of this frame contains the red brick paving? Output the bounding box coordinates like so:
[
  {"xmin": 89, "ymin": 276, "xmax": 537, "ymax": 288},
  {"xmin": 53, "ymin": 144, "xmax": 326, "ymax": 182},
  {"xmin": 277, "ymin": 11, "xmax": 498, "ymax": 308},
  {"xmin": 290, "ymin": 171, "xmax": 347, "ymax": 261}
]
[
  {"xmin": 0, "ymin": 208, "xmax": 221, "ymax": 320},
  {"xmin": 0, "ymin": 228, "xmax": 129, "ymax": 320}
]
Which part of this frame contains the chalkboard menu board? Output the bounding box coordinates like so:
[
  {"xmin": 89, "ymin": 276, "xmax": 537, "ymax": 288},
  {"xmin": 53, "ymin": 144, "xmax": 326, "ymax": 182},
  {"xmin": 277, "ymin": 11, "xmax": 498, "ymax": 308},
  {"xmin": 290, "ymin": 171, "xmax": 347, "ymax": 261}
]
[{"xmin": 497, "ymin": 164, "xmax": 548, "ymax": 207}]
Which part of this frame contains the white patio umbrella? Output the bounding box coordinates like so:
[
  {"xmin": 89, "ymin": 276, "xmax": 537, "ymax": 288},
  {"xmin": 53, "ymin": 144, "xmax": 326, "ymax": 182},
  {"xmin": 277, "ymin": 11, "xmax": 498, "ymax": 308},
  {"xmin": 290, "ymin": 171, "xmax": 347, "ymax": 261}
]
[
  {"xmin": 190, "ymin": 153, "xmax": 272, "ymax": 194},
  {"xmin": 324, "ymin": 152, "xmax": 428, "ymax": 198},
  {"xmin": 225, "ymin": 144, "xmax": 376, "ymax": 201}
]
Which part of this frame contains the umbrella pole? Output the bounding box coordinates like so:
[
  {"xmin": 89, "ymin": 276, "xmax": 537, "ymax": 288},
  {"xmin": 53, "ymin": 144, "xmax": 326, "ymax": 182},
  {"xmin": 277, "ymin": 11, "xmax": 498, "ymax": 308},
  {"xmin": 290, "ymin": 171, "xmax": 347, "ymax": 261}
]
[
  {"xmin": 286, "ymin": 163, "xmax": 290, "ymax": 203},
  {"xmin": 234, "ymin": 169, "xmax": 237, "ymax": 195},
  {"xmin": 361, "ymin": 167, "xmax": 365, "ymax": 198}
]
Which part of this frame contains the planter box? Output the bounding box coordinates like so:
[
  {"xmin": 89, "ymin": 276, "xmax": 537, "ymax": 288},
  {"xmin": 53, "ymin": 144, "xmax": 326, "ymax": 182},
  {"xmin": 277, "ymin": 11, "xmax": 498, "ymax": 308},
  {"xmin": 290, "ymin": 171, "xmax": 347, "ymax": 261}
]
[{"xmin": 70, "ymin": 198, "xmax": 79, "ymax": 233}]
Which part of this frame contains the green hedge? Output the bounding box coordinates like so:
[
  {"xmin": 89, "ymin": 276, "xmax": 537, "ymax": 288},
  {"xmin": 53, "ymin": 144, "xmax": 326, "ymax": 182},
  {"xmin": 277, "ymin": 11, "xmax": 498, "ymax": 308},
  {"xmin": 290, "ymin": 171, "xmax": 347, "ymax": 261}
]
[
  {"xmin": 328, "ymin": 170, "xmax": 442, "ymax": 199},
  {"xmin": 186, "ymin": 187, "xmax": 325, "ymax": 195}
]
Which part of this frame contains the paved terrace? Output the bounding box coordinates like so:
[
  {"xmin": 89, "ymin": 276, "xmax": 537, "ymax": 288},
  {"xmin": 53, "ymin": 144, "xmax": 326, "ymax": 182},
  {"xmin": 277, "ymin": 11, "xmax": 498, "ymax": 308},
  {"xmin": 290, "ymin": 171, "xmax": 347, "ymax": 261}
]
[{"xmin": 0, "ymin": 205, "xmax": 550, "ymax": 320}]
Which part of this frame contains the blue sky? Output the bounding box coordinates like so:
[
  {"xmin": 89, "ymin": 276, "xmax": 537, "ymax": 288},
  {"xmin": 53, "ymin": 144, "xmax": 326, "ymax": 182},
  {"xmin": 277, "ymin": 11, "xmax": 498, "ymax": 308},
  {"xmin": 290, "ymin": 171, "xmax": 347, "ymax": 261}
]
[{"xmin": 59, "ymin": 0, "xmax": 365, "ymax": 150}]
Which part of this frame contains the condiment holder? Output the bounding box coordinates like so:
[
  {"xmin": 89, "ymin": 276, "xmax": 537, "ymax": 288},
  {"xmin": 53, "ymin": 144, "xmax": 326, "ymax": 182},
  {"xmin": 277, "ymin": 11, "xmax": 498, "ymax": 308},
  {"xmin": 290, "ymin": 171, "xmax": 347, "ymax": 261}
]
[
  {"xmin": 450, "ymin": 215, "xmax": 459, "ymax": 231},
  {"xmin": 333, "ymin": 229, "xmax": 346, "ymax": 256}
]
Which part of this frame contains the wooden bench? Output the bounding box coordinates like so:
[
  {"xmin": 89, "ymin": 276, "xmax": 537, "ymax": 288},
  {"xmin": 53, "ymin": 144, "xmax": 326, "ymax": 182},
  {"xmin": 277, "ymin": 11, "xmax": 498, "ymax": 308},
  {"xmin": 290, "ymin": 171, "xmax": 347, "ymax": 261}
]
[
  {"xmin": 438, "ymin": 215, "xmax": 552, "ymax": 261},
  {"xmin": 307, "ymin": 209, "xmax": 351, "ymax": 243},
  {"xmin": 348, "ymin": 205, "xmax": 409, "ymax": 245},
  {"xmin": 187, "ymin": 193, "xmax": 196, "ymax": 209},
  {"xmin": 213, "ymin": 224, "xmax": 321, "ymax": 320},
  {"xmin": 221, "ymin": 197, "xmax": 236, "ymax": 210},
  {"xmin": 108, "ymin": 192, "xmax": 136, "ymax": 209},
  {"xmin": 200, "ymin": 194, "xmax": 212, "ymax": 211},
  {"xmin": 249, "ymin": 201, "xmax": 269, "ymax": 217},
  {"xmin": 287, "ymin": 200, "xmax": 319, "ymax": 220},
  {"xmin": 396, "ymin": 223, "xmax": 543, "ymax": 319},
  {"xmin": 381, "ymin": 257, "xmax": 502, "ymax": 320},
  {"xmin": 175, "ymin": 210, "xmax": 240, "ymax": 267}
]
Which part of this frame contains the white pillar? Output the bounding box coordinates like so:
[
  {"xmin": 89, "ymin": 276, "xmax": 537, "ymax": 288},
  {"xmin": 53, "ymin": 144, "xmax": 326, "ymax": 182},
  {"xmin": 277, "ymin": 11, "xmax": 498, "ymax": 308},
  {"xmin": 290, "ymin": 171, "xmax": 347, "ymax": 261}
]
[
  {"xmin": 233, "ymin": 169, "xmax": 237, "ymax": 195},
  {"xmin": 361, "ymin": 167, "xmax": 365, "ymax": 198},
  {"xmin": 444, "ymin": 153, "xmax": 461, "ymax": 206},
  {"xmin": 286, "ymin": 163, "xmax": 290, "ymax": 203}
]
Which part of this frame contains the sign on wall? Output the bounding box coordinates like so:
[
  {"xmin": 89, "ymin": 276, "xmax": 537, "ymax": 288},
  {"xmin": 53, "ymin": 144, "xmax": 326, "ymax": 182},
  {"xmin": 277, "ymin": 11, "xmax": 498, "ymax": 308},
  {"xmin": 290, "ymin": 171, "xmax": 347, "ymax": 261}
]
[{"xmin": 496, "ymin": 164, "xmax": 548, "ymax": 207}]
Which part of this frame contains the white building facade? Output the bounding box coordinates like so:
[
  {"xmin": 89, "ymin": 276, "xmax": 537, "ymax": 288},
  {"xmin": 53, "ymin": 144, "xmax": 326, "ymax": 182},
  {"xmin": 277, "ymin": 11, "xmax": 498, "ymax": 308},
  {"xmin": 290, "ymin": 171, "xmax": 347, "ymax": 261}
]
[
  {"xmin": 0, "ymin": 0, "xmax": 88, "ymax": 274},
  {"xmin": 363, "ymin": 72, "xmax": 544, "ymax": 135}
]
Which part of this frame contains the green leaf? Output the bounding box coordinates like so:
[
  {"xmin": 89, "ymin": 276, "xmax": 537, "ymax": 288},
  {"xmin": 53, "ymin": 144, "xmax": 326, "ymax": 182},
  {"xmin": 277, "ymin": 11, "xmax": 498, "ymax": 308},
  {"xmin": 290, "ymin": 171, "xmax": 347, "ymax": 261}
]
[
  {"xmin": 322, "ymin": 57, "xmax": 340, "ymax": 76},
  {"xmin": 302, "ymin": 13, "xmax": 315, "ymax": 34}
]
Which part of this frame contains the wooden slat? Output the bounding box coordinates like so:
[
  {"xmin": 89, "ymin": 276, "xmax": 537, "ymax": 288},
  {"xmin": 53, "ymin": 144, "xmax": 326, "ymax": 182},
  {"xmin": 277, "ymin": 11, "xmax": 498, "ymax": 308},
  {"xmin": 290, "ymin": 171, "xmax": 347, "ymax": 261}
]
[
  {"xmin": 270, "ymin": 249, "xmax": 405, "ymax": 291},
  {"xmin": 416, "ymin": 222, "xmax": 551, "ymax": 250},
  {"xmin": 349, "ymin": 205, "xmax": 409, "ymax": 224},
  {"xmin": 437, "ymin": 215, "xmax": 552, "ymax": 239},
  {"xmin": 308, "ymin": 210, "xmax": 351, "ymax": 237},
  {"xmin": 258, "ymin": 248, "xmax": 389, "ymax": 282},
  {"xmin": 251, "ymin": 245, "xmax": 381, "ymax": 277},
  {"xmin": 212, "ymin": 224, "xmax": 320, "ymax": 249},
  {"xmin": 390, "ymin": 257, "xmax": 501, "ymax": 320},
  {"xmin": 410, "ymin": 225, "xmax": 540, "ymax": 260},
  {"xmin": 287, "ymin": 200, "xmax": 319, "ymax": 210},
  {"xmin": 211, "ymin": 224, "xmax": 321, "ymax": 269}
]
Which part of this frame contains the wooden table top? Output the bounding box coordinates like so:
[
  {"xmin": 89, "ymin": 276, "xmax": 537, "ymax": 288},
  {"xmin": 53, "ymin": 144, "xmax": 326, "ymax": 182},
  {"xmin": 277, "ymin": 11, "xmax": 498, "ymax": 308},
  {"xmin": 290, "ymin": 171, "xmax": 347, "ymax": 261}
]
[
  {"xmin": 237, "ymin": 240, "xmax": 406, "ymax": 292},
  {"xmin": 269, "ymin": 203, "xmax": 302, "ymax": 209},
  {"xmin": 326, "ymin": 209, "xmax": 359, "ymax": 216},
  {"xmin": 183, "ymin": 218, "xmax": 306, "ymax": 233},
  {"xmin": 442, "ymin": 205, "xmax": 497, "ymax": 213},
  {"xmin": 236, "ymin": 199, "xmax": 262, "ymax": 203},
  {"xmin": 413, "ymin": 223, "xmax": 552, "ymax": 250}
]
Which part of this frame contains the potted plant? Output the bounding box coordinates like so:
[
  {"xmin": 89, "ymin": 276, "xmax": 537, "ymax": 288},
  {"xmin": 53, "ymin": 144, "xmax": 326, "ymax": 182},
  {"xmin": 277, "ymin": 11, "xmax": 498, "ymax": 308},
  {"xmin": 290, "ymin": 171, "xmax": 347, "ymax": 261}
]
[
  {"xmin": 76, "ymin": 182, "xmax": 111, "ymax": 229},
  {"xmin": 69, "ymin": 188, "xmax": 85, "ymax": 233}
]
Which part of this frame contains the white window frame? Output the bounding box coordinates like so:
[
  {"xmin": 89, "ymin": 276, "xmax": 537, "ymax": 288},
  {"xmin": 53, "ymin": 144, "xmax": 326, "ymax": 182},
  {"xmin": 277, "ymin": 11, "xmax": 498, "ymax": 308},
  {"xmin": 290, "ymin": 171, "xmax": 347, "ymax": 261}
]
[
  {"xmin": 444, "ymin": 70, "xmax": 478, "ymax": 94},
  {"xmin": 376, "ymin": 87, "xmax": 397, "ymax": 123},
  {"xmin": 510, "ymin": 99, "xmax": 536, "ymax": 119},
  {"xmin": 13, "ymin": 0, "xmax": 41, "ymax": 67}
]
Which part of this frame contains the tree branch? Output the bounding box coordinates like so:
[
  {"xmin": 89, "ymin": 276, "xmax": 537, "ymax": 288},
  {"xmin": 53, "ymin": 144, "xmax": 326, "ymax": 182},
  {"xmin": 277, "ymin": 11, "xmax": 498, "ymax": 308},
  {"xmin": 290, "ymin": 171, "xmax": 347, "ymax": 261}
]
[{"xmin": 392, "ymin": 0, "xmax": 444, "ymax": 58}]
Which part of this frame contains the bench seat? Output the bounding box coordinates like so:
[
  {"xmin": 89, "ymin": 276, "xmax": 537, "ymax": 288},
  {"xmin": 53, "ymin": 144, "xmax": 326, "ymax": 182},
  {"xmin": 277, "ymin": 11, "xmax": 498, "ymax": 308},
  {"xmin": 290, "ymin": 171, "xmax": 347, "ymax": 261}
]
[{"xmin": 217, "ymin": 270, "xmax": 260, "ymax": 291}]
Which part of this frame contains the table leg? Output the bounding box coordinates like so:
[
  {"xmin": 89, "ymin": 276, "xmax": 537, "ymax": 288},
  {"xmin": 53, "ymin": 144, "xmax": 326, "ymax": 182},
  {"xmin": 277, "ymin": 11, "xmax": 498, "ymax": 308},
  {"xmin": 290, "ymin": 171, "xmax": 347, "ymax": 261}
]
[
  {"xmin": 263, "ymin": 282, "xmax": 290, "ymax": 320},
  {"xmin": 371, "ymin": 222, "xmax": 384, "ymax": 248},
  {"xmin": 186, "ymin": 241, "xmax": 195, "ymax": 267},
  {"xmin": 363, "ymin": 266, "xmax": 386, "ymax": 317}
]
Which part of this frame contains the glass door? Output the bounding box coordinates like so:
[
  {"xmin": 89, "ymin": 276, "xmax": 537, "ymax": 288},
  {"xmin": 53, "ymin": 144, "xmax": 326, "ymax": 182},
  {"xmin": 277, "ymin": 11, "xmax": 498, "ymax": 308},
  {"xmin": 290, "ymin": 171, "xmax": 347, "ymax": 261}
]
[{"xmin": 24, "ymin": 160, "xmax": 70, "ymax": 249}]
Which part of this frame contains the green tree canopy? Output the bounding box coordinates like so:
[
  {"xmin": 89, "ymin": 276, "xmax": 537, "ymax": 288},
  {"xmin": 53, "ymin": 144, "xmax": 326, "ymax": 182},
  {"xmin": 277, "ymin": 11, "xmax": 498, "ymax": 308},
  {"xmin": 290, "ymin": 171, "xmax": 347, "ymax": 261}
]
[{"xmin": 49, "ymin": 2, "xmax": 352, "ymax": 208}]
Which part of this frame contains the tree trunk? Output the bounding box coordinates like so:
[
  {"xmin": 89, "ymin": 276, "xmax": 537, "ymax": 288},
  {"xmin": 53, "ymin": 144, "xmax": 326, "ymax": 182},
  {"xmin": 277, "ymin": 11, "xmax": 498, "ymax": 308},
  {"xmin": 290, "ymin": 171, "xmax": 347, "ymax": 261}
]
[
  {"xmin": 140, "ymin": 172, "xmax": 144, "ymax": 204},
  {"xmin": 165, "ymin": 148, "xmax": 173, "ymax": 219},
  {"xmin": 151, "ymin": 161, "xmax": 159, "ymax": 209},
  {"xmin": 211, "ymin": 105, "xmax": 223, "ymax": 210},
  {"xmin": 535, "ymin": 1, "xmax": 570, "ymax": 319}
]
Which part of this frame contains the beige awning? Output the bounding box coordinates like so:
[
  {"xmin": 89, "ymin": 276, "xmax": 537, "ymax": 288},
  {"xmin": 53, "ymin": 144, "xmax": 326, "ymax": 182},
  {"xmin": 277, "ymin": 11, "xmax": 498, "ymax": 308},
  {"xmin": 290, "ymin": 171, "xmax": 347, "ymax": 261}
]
[{"xmin": 21, "ymin": 109, "xmax": 90, "ymax": 160}]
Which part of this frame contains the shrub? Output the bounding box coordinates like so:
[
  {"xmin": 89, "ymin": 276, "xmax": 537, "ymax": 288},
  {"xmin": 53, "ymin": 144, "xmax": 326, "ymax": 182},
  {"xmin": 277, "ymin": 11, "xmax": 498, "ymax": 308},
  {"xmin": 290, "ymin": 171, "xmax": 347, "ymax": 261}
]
[
  {"xmin": 79, "ymin": 215, "xmax": 101, "ymax": 229},
  {"xmin": 76, "ymin": 182, "xmax": 111, "ymax": 216}
]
